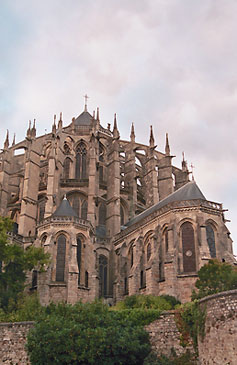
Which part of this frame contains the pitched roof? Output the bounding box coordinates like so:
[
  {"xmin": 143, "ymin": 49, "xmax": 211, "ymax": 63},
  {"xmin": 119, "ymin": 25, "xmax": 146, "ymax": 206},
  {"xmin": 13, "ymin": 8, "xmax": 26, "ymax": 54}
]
[
  {"xmin": 126, "ymin": 181, "xmax": 206, "ymax": 227},
  {"xmin": 74, "ymin": 111, "xmax": 93, "ymax": 126},
  {"xmin": 52, "ymin": 197, "xmax": 78, "ymax": 217}
]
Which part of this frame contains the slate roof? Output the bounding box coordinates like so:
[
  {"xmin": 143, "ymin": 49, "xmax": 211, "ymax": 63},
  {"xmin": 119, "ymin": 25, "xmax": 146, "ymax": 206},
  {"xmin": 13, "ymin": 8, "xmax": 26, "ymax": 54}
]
[
  {"xmin": 74, "ymin": 111, "xmax": 93, "ymax": 126},
  {"xmin": 52, "ymin": 197, "xmax": 78, "ymax": 217},
  {"xmin": 125, "ymin": 181, "xmax": 206, "ymax": 227}
]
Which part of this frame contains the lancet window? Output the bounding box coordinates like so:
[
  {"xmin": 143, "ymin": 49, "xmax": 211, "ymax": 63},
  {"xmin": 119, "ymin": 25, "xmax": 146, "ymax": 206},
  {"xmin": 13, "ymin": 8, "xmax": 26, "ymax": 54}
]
[
  {"xmin": 56, "ymin": 234, "xmax": 66, "ymax": 282},
  {"xmin": 206, "ymin": 224, "xmax": 216, "ymax": 258},
  {"xmin": 99, "ymin": 255, "xmax": 108, "ymax": 297},
  {"xmin": 75, "ymin": 142, "xmax": 87, "ymax": 179},
  {"xmin": 64, "ymin": 157, "xmax": 71, "ymax": 179},
  {"xmin": 77, "ymin": 237, "xmax": 82, "ymax": 285},
  {"xmin": 181, "ymin": 222, "xmax": 196, "ymax": 273}
]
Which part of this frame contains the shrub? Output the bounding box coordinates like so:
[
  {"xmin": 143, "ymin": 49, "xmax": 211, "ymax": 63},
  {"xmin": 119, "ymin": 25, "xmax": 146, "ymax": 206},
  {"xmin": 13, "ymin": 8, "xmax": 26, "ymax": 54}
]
[{"xmin": 27, "ymin": 301, "xmax": 153, "ymax": 365}]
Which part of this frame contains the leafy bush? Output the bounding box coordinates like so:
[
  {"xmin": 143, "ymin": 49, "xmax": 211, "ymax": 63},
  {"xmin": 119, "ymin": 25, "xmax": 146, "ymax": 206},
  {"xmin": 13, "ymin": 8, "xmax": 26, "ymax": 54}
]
[
  {"xmin": 144, "ymin": 349, "xmax": 196, "ymax": 364},
  {"xmin": 114, "ymin": 294, "xmax": 179, "ymax": 311},
  {"xmin": 27, "ymin": 301, "xmax": 155, "ymax": 365},
  {"xmin": 192, "ymin": 259, "xmax": 237, "ymax": 300}
]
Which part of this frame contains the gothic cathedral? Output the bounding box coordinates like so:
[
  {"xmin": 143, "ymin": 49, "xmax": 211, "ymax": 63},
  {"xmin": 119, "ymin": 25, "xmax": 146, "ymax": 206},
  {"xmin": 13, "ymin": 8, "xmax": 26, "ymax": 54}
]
[{"xmin": 0, "ymin": 103, "xmax": 235, "ymax": 304}]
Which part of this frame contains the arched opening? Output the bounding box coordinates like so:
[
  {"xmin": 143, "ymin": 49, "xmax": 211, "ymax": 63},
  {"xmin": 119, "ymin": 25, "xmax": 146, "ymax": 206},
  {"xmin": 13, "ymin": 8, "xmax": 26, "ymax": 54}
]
[
  {"xmin": 64, "ymin": 157, "xmax": 71, "ymax": 179},
  {"xmin": 75, "ymin": 142, "xmax": 87, "ymax": 179},
  {"xmin": 77, "ymin": 237, "xmax": 82, "ymax": 285},
  {"xmin": 164, "ymin": 228, "xmax": 169, "ymax": 253},
  {"xmin": 206, "ymin": 224, "xmax": 216, "ymax": 258},
  {"xmin": 99, "ymin": 255, "xmax": 108, "ymax": 297},
  {"xmin": 120, "ymin": 205, "xmax": 125, "ymax": 226},
  {"xmin": 72, "ymin": 195, "xmax": 80, "ymax": 217},
  {"xmin": 81, "ymin": 200, "xmax": 88, "ymax": 220},
  {"xmin": 99, "ymin": 203, "xmax": 106, "ymax": 226},
  {"xmin": 147, "ymin": 242, "xmax": 151, "ymax": 262},
  {"xmin": 181, "ymin": 222, "xmax": 196, "ymax": 273},
  {"xmin": 56, "ymin": 234, "xmax": 66, "ymax": 282}
]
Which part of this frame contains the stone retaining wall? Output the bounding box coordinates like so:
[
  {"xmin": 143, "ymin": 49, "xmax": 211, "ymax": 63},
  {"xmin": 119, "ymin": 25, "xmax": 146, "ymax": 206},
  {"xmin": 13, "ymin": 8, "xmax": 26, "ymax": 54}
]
[
  {"xmin": 198, "ymin": 289, "xmax": 237, "ymax": 365},
  {"xmin": 0, "ymin": 321, "xmax": 34, "ymax": 365}
]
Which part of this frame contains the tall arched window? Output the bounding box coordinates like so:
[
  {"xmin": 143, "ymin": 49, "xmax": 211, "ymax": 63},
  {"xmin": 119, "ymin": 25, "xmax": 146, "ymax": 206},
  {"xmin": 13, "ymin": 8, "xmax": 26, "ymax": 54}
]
[
  {"xmin": 77, "ymin": 237, "xmax": 82, "ymax": 285},
  {"xmin": 56, "ymin": 235, "xmax": 66, "ymax": 282},
  {"xmin": 81, "ymin": 200, "xmax": 88, "ymax": 220},
  {"xmin": 72, "ymin": 196, "xmax": 80, "ymax": 217},
  {"xmin": 75, "ymin": 142, "xmax": 87, "ymax": 179},
  {"xmin": 206, "ymin": 224, "xmax": 216, "ymax": 258},
  {"xmin": 181, "ymin": 222, "xmax": 196, "ymax": 273},
  {"xmin": 120, "ymin": 205, "xmax": 125, "ymax": 226},
  {"xmin": 129, "ymin": 244, "xmax": 134, "ymax": 268},
  {"xmin": 99, "ymin": 255, "xmax": 108, "ymax": 297},
  {"xmin": 159, "ymin": 243, "xmax": 164, "ymax": 281},
  {"xmin": 39, "ymin": 200, "xmax": 45, "ymax": 223},
  {"xmin": 99, "ymin": 203, "xmax": 106, "ymax": 225},
  {"xmin": 64, "ymin": 158, "xmax": 71, "ymax": 179},
  {"xmin": 147, "ymin": 242, "xmax": 151, "ymax": 262},
  {"xmin": 164, "ymin": 228, "xmax": 169, "ymax": 253}
]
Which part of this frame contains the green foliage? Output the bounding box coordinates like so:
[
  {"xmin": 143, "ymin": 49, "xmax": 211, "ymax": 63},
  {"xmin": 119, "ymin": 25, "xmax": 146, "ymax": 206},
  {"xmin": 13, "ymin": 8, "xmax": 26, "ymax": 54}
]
[
  {"xmin": 0, "ymin": 216, "xmax": 50, "ymax": 311},
  {"xmin": 192, "ymin": 259, "xmax": 237, "ymax": 300},
  {"xmin": 144, "ymin": 349, "xmax": 196, "ymax": 365},
  {"xmin": 113, "ymin": 294, "xmax": 179, "ymax": 311},
  {"xmin": 175, "ymin": 301, "xmax": 206, "ymax": 354},
  {"xmin": 27, "ymin": 301, "xmax": 154, "ymax": 365},
  {"xmin": 0, "ymin": 292, "xmax": 44, "ymax": 322}
]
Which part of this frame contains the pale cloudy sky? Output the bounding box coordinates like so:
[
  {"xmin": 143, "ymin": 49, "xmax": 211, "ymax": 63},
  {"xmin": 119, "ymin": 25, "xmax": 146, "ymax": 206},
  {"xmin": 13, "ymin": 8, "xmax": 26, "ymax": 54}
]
[{"xmin": 0, "ymin": 0, "xmax": 237, "ymax": 254}]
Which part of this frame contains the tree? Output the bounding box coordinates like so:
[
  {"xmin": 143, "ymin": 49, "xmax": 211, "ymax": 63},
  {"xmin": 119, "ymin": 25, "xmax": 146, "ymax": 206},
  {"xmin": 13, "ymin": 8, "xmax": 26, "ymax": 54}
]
[
  {"xmin": 0, "ymin": 216, "xmax": 50, "ymax": 311},
  {"xmin": 192, "ymin": 259, "xmax": 237, "ymax": 300},
  {"xmin": 27, "ymin": 301, "xmax": 153, "ymax": 365}
]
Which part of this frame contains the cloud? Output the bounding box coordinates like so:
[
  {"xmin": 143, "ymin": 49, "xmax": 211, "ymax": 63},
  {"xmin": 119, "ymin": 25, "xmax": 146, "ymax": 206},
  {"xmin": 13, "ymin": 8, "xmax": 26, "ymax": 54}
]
[{"xmin": 0, "ymin": 0, "xmax": 237, "ymax": 254}]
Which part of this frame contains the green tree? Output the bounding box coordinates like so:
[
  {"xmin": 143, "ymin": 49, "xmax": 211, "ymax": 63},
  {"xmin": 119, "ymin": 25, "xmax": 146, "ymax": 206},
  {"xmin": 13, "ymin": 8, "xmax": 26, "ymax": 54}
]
[
  {"xmin": 27, "ymin": 301, "xmax": 153, "ymax": 365},
  {"xmin": 192, "ymin": 259, "xmax": 237, "ymax": 300},
  {"xmin": 0, "ymin": 216, "xmax": 50, "ymax": 311}
]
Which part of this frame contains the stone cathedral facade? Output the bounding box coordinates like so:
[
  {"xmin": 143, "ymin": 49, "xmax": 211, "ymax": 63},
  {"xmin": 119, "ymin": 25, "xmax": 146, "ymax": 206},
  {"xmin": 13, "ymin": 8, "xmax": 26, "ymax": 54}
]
[{"xmin": 0, "ymin": 103, "xmax": 235, "ymax": 304}]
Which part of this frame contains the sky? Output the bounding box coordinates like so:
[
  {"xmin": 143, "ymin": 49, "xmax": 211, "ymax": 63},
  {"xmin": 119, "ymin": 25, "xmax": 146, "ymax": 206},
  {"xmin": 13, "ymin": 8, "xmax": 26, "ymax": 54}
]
[{"xmin": 0, "ymin": 0, "xmax": 237, "ymax": 255}]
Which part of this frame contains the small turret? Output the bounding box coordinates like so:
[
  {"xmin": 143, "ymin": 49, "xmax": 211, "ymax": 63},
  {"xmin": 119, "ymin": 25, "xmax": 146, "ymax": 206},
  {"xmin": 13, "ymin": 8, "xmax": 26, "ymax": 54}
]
[
  {"xmin": 113, "ymin": 113, "xmax": 120, "ymax": 139},
  {"xmin": 52, "ymin": 115, "xmax": 56, "ymax": 134},
  {"xmin": 96, "ymin": 107, "xmax": 100, "ymax": 122},
  {"xmin": 149, "ymin": 125, "xmax": 155, "ymax": 148},
  {"xmin": 130, "ymin": 123, "xmax": 135, "ymax": 143},
  {"xmin": 165, "ymin": 133, "xmax": 170, "ymax": 156},
  {"xmin": 4, "ymin": 130, "xmax": 9, "ymax": 149},
  {"xmin": 31, "ymin": 119, "xmax": 36, "ymax": 138},
  {"xmin": 27, "ymin": 121, "xmax": 31, "ymax": 138},
  {"xmin": 12, "ymin": 133, "xmax": 16, "ymax": 147},
  {"xmin": 58, "ymin": 112, "xmax": 63, "ymax": 129},
  {"xmin": 182, "ymin": 152, "xmax": 188, "ymax": 172}
]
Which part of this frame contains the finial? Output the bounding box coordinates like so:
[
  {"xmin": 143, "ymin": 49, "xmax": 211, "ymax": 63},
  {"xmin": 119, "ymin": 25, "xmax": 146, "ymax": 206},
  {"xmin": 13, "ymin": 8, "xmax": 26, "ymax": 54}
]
[
  {"xmin": 58, "ymin": 112, "xmax": 63, "ymax": 129},
  {"xmin": 93, "ymin": 110, "xmax": 95, "ymax": 119},
  {"xmin": 84, "ymin": 94, "xmax": 89, "ymax": 112},
  {"xmin": 27, "ymin": 120, "xmax": 32, "ymax": 138},
  {"xmin": 107, "ymin": 123, "xmax": 111, "ymax": 131},
  {"xmin": 165, "ymin": 133, "xmax": 170, "ymax": 156},
  {"xmin": 96, "ymin": 107, "xmax": 100, "ymax": 121},
  {"xmin": 31, "ymin": 119, "xmax": 36, "ymax": 138},
  {"xmin": 190, "ymin": 163, "xmax": 195, "ymax": 181},
  {"xmin": 149, "ymin": 125, "xmax": 155, "ymax": 148},
  {"xmin": 12, "ymin": 133, "xmax": 16, "ymax": 146},
  {"xmin": 4, "ymin": 129, "xmax": 9, "ymax": 149},
  {"xmin": 130, "ymin": 123, "xmax": 135, "ymax": 142},
  {"xmin": 113, "ymin": 113, "xmax": 120, "ymax": 139},
  {"xmin": 52, "ymin": 115, "xmax": 56, "ymax": 134}
]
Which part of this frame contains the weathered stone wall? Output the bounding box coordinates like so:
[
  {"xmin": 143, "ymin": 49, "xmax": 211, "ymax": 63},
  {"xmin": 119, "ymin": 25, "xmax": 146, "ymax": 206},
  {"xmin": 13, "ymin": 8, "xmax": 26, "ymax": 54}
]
[
  {"xmin": 198, "ymin": 289, "xmax": 237, "ymax": 365},
  {"xmin": 145, "ymin": 311, "xmax": 193, "ymax": 357},
  {"xmin": 0, "ymin": 321, "xmax": 34, "ymax": 365}
]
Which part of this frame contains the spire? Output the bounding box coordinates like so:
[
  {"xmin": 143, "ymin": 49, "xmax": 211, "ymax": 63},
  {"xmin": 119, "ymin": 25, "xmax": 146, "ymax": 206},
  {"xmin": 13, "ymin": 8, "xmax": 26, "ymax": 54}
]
[
  {"xmin": 149, "ymin": 125, "xmax": 155, "ymax": 148},
  {"xmin": 27, "ymin": 120, "xmax": 32, "ymax": 138},
  {"xmin": 113, "ymin": 113, "xmax": 120, "ymax": 139},
  {"xmin": 96, "ymin": 107, "xmax": 100, "ymax": 121},
  {"xmin": 12, "ymin": 133, "xmax": 16, "ymax": 146},
  {"xmin": 93, "ymin": 110, "xmax": 95, "ymax": 119},
  {"xmin": 58, "ymin": 112, "xmax": 63, "ymax": 129},
  {"xmin": 84, "ymin": 94, "xmax": 89, "ymax": 112},
  {"xmin": 52, "ymin": 115, "xmax": 56, "ymax": 134},
  {"xmin": 182, "ymin": 151, "xmax": 188, "ymax": 171},
  {"xmin": 165, "ymin": 133, "xmax": 170, "ymax": 156},
  {"xmin": 130, "ymin": 123, "xmax": 135, "ymax": 142},
  {"xmin": 31, "ymin": 119, "xmax": 36, "ymax": 138},
  {"xmin": 4, "ymin": 130, "xmax": 9, "ymax": 149}
]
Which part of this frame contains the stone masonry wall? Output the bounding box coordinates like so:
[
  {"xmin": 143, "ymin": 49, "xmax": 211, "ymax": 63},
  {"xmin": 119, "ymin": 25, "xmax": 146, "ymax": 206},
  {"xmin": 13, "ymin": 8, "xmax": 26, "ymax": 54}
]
[
  {"xmin": 198, "ymin": 289, "xmax": 237, "ymax": 365},
  {"xmin": 145, "ymin": 311, "xmax": 193, "ymax": 357},
  {"xmin": 0, "ymin": 321, "xmax": 34, "ymax": 365}
]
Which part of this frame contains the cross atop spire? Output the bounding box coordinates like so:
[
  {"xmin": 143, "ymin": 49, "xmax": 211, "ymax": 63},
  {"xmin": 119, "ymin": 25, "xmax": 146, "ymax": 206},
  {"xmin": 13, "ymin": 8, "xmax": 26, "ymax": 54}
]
[{"xmin": 84, "ymin": 94, "xmax": 89, "ymax": 112}]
